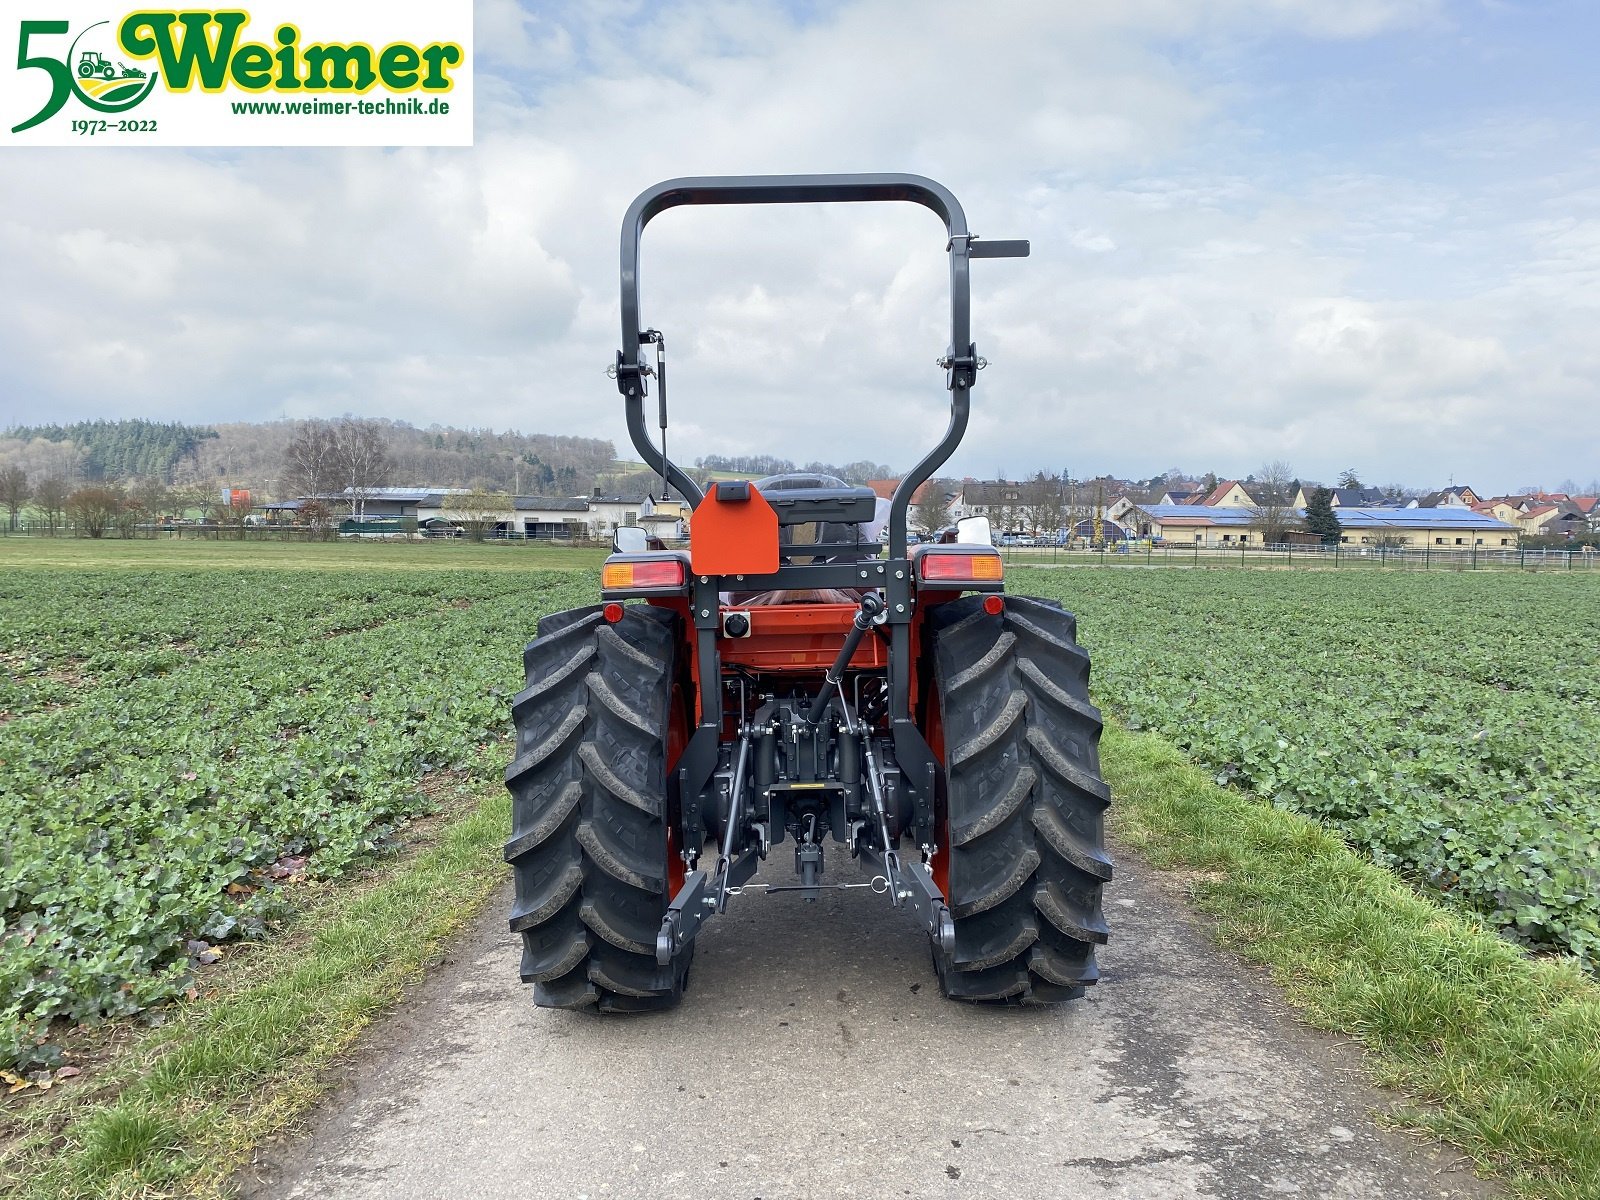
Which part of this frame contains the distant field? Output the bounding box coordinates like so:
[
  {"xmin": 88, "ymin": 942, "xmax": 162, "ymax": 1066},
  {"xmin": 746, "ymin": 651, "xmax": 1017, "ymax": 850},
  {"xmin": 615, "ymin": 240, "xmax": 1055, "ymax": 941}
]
[
  {"xmin": 1017, "ymin": 567, "xmax": 1600, "ymax": 971},
  {"xmin": 0, "ymin": 536, "xmax": 608, "ymax": 572}
]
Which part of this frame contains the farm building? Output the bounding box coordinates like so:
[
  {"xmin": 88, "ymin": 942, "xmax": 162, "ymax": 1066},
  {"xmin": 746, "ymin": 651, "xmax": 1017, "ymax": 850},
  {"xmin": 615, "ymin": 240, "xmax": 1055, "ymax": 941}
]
[
  {"xmin": 421, "ymin": 495, "xmax": 591, "ymax": 538},
  {"xmin": 1136, "ymin": 504, "xmax": 1519, "ymax": 548},
  {"xmin": 281, "ymin": 485, "xmax": 687, "ymax": 539}
]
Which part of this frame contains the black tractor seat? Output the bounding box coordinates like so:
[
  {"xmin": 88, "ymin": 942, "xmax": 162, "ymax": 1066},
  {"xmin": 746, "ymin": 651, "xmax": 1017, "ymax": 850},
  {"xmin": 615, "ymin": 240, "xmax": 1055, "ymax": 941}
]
[{"xmin": 754, "ymin": 473, "xmax": 878, "ymax": 526}]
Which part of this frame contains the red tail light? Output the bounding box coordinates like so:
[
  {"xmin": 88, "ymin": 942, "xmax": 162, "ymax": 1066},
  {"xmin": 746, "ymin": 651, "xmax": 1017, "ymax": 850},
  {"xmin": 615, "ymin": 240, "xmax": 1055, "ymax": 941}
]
[
  {"xmin": 918, "ymin": 551, "xmax": 1003, "ymax": 583},
  {"xmin": 602, "ymin": 558, "xmax": 688, "ymax": 592}
]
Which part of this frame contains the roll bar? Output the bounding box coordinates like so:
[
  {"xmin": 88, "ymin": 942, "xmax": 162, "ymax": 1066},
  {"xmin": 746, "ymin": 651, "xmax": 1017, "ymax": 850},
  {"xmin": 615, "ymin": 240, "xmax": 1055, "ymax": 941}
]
[{"xmin": 615, "ymin": 173, "xmax": 1026, "ymax": 559}]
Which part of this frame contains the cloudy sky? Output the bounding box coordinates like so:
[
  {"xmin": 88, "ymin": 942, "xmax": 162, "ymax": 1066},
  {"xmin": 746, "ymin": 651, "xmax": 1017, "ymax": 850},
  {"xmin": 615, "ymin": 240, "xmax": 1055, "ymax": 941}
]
[{"xmin": 2, "ymin": 0, "xmax": 1596, "ymax": 493}]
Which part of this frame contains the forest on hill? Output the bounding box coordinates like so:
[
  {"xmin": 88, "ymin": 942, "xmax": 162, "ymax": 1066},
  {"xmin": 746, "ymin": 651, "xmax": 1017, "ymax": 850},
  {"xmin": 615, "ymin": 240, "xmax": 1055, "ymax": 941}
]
[
  {"xmin": 4, "ymin": 421, "xmax": 218, "ymax": 482},
  {"xmin": 0, "ymin": 419, "xmax": 909, "ymax": 502},
  {"xmin": 0, "ymin": 419, "xmax": 620, "ymax": 499}
]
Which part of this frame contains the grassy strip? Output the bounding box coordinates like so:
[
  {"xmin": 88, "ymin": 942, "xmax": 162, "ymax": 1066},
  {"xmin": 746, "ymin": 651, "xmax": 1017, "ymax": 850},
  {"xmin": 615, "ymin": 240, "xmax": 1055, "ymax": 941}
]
[
  {"xmin": 0, "ymin": 776, "xmax": 509, "ymax": 1200},
  {"xmin": 1102, "ymin": 722, "xmax": 1600, "ymax": 1200}
]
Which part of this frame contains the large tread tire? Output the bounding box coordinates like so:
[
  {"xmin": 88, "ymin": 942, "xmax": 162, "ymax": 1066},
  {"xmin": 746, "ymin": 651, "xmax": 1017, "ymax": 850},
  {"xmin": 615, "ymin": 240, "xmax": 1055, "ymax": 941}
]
[
  {"xmin": 504, "ymin": 604, "xmax": 691, "ymax": 1013},
  {"xmin": 929, "ymin": 594, "xmax": 1111, "ymax": 1003}
]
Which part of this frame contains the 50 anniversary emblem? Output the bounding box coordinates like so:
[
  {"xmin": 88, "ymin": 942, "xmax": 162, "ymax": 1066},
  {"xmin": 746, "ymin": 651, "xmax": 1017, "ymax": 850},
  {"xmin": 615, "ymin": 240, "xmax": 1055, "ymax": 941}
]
[
  {"xmin": 13, "ymin": 19, "xmax": 161, "ymax": 132},
  {"xmin": 3, "ymin": 4, "xmax": 473, "ymax": 147}
]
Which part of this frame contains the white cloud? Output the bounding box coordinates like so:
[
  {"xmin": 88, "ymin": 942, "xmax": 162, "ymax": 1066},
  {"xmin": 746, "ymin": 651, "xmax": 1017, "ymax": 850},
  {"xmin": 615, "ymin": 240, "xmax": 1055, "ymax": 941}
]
[{"xmin": 0, "ymin": 0, "xmax": 1593, "ymax": 494}]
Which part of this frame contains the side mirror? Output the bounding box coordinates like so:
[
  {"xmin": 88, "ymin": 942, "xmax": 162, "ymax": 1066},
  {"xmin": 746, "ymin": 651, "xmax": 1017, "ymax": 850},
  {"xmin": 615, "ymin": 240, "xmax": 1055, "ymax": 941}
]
[
  {"xmin": 613, "ymin": 526, "xmax": 649, "ymax": 554},
  {"xmin": 955, "ymin": 516, "xmax": 993, "ymax": 546}
]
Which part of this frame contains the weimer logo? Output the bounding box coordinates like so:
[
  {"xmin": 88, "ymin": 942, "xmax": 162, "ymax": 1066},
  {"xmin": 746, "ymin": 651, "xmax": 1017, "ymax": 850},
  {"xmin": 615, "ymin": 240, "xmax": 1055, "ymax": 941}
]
[
  {"xmin": 12, "ymin": 19, "xmax": 161, "ymax": 131},
  {"xmin": 119, "ymin": 13, "xmax": 463, "ymax": 96},
  {"xmin": 3, "ymin": 3, "xmax": 473, "ymax": 147}
]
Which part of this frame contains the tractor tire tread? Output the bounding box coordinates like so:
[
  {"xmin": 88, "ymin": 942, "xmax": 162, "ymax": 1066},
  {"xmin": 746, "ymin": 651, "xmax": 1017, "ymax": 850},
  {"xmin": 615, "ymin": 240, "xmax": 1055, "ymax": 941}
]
[
  {"xmin": 930, "ymin": 593, "xmax": 1110, "ymax": 1004},
  {"xmin": 506, "ymin": 604, "xmax": 688, "ymax": 1014}
]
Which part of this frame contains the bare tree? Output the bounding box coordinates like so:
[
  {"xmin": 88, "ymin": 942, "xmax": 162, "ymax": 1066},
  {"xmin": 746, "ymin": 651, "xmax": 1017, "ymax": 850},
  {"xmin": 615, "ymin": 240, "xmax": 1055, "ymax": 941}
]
[
  {"xmin": 66, "ymin": 485, "xmax": 124, "ymax": 538},
  {"xmin": 1023, "ymin": 470, "xmax": 1066, "ymax": 537},
  {"xmin": 331, "ymin": 417, "xmax": 390, "ymax": 518},
  {"xmin": 912, "ymin": 478, "xmax": 954, "ymax": 535},
  {"xmin": 33, "ymin": 476, "xmax": 70, "ymax": 535},
  {"xmin": 282, "ymin": 420, "xmax": 341, "ymax": 502},
  {"xmin": 455, "ymin": 489, "xmax": 508, "ymax": 542},
  {"xmin": 127, "ymin": 477, "xmax": 170, "ymax": 537},
  {"xmin": 209, "ymin": 494, "xmax": 254, "ymax": 539},
  {"xmin": 300, "ymin": 499, "xmax": 335, "ymax": 540},
  {"xmin": 0, "ymin": 465, "xmax": 28, "ymax": 533},
  {"xmin": 1248, "ymin": 460, "xmax": 1300, "ymax": 546}
]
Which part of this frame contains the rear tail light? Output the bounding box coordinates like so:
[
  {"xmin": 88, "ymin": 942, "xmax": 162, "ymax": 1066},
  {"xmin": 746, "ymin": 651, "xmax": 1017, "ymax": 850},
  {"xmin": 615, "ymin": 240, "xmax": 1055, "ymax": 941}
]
[
  {"xmin": 601, "ymin": 558, "xmax": 688, "ymax": 591},
  {"xmin": 918, "ymin": 551, "xmax": 1003, "ymax": 584}
]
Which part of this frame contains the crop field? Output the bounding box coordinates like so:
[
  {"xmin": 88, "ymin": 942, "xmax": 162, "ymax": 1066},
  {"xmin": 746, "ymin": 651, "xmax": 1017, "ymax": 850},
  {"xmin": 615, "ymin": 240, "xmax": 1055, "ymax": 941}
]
[
  {"xmin": 1017, "ymin": 567, "xmax": 1600, "ymax": 971},
  {"xmin": 0, "ymin": 564, "xmax": 593, "ymax": 1072},
  {"xmin": 4, "ymin": 550, "xmax": 1597, "ymax": 1079}
]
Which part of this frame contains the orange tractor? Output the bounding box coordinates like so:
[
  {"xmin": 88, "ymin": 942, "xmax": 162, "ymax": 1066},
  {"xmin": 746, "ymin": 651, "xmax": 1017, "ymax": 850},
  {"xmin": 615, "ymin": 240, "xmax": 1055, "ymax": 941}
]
[{"xmin": 506, "ymin": 175, "xmax": 1110, "ymax": 1010}]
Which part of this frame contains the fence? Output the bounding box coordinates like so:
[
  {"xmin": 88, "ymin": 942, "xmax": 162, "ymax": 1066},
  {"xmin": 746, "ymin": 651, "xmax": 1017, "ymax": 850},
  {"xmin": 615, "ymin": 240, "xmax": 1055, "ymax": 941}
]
[
  {"xmin": 6, "ymin": 520, "xmax": 1596, "ymax": 571},
  {"xmin": 999, "ymin": 541, "xmax": 1600, "ymax": 572},
  {"xmin": 0, "ymin": 521, "xmax": 613, "ymax": 546}
]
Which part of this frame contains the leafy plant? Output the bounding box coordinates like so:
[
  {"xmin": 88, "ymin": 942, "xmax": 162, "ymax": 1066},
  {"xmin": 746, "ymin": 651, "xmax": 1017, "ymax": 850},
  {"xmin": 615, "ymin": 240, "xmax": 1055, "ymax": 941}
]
[
  {"xmin": 1017, "ymin": 568, "xmax": 1600, "ymax": 971},
  {"xmin": 0, "ymin": 568, "xmax": 592, "ymax": 1070}
]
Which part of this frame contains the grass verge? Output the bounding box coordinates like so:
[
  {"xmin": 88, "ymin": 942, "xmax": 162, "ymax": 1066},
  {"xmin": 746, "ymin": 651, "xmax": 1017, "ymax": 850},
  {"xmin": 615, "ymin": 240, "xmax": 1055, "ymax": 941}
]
[
  {"xmin": 1101, "ymin": 722, "xmax": 1600, "ymax": 1200},
  {"xmin": 0, "ymin": 772, "xmax": 509, "ymax": 1200}
]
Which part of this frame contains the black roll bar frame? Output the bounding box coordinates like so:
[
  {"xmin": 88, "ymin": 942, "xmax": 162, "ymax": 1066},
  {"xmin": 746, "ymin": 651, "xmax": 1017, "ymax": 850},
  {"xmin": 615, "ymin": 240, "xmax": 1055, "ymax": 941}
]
[{"xmin": 615, "ymin": 172, "xmax": 1023, "ymax": 563}]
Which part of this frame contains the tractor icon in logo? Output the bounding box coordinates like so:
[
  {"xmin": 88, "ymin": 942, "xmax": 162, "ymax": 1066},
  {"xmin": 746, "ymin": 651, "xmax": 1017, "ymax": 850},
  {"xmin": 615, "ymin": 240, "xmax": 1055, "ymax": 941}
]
[
  {"xmin": 68, "ymin": 23, "xmax": 158, "ymax": 108},
  {"xmin": 77, "ymin": 51, "xmax": 147, "ymax": 82},
  {"xmin": 9, "ymin": 16, "xmax": 159, "ymax": 134}
]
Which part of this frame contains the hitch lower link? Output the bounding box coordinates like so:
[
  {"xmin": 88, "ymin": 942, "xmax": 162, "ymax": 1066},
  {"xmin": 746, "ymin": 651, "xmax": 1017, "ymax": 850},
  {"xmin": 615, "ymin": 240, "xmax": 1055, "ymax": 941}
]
[{"xmin": 654, "ymin": 853, "xmax": 956, "ymax": 967}]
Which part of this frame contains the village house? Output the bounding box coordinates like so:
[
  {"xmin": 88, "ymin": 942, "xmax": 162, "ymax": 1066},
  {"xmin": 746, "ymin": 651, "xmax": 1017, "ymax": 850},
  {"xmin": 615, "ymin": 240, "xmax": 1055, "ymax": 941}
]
[
  {"xmin": 1291, "ymin": 485, "xmax": 1392, "ymax": 508},
  {"xmin": 1408, "ymin": 485, "xmax": 1481, "ymax": 508},
  {"xmin": 1134, "ymin": 504, "xmax": 1519, "ymax": 549}
]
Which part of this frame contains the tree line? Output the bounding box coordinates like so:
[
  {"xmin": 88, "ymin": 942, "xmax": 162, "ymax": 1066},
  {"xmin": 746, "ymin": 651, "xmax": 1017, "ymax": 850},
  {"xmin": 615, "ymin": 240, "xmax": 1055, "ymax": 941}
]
[
  {"xmin": 694, "ymin": 455, "xmax": 895, "ymax": 484},
  {"xmin": 0, "ymin": 466, "xmax": 250, "ymax": 538},
  {"xmin": 3, "ymin": 420, "xmax": 217, "ymax": 482},
  {"xmin": 0, "ymin": 418, "xmax": 619, "ymax": 503}
]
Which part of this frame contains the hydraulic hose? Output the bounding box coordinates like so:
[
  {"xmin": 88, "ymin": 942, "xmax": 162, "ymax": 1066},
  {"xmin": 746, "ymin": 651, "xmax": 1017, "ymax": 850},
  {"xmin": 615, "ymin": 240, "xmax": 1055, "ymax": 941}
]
[{"xmin": 805, "ymin": 592, "xmax": 884, "ymax": 728}]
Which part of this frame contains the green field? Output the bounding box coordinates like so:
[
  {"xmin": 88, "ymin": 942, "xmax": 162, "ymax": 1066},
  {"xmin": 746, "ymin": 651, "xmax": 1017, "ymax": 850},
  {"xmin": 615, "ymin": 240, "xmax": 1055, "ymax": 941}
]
[
  {"xmin": 4, "ymin": 547, "xmax": 1597, "ymax": 1056},
  {"xmin": 4, "ymin": 543, "xmax": 1600, "ymax": 1198},
  {"xmin": 1015, "ymin": 567, "xmax": 1600, "ymax": 970},
  {"xmin": 0, "ymin": 557, "xmax": 593, "ymax": 1071}
]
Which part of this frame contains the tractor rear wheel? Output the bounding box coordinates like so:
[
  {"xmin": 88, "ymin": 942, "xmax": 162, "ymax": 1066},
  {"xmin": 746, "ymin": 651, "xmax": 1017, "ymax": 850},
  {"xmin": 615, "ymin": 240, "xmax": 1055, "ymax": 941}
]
[
  {"xmin": 928, "ymin": 595, "xmax": 1111, "ymax": 1002},
  {"xmin": 504, "ymin": 604, "xmax": 691, "ymax": 1012}
]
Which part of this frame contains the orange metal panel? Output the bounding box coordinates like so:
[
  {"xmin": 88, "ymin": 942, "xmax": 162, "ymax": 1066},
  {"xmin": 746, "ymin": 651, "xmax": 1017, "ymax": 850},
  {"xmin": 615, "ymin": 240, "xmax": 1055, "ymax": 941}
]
[
  {"xmin": 718, "ymin": 603, "xmax": 887, "ymax": 673},
  {"xmin": 690, "ymin": 485, "xmax": 779, "ymax": 576}
]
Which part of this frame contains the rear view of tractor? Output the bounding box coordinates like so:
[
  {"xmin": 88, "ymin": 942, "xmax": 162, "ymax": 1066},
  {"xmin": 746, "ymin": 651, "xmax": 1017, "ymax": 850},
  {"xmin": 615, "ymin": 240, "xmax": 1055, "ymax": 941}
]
[{"xmin": 506, "ymin": 174, "xmax": 1111, "ymax": 1011}]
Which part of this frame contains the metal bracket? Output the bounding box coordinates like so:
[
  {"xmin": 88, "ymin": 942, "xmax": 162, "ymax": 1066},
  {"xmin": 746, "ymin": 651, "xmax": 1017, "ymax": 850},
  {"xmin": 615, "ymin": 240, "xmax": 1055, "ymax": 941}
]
[
  {"xmin": 902, "ymin": 861, "xmax": 956, "ymax": 955},
  {"xmin": 656, "ymin": 869, "xmax": 711, "ymax": 965},
  {"xmin": 936, "ymin": 342, "xmax": 984, "ymax": 390},
  {"xmin": 614, "ymin": 351, "xmax": 647, "ymax": 397}
]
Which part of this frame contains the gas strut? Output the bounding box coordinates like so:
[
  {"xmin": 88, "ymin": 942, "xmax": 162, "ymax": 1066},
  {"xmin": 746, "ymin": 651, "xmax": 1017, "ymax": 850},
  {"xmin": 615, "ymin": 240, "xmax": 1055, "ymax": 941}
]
[{"xmin": 804, "ymin": 592, "xmax": 884, "ymax": 728}]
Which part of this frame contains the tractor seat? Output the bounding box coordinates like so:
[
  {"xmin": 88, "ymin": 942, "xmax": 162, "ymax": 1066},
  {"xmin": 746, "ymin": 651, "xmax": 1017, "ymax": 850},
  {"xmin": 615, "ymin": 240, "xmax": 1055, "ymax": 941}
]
[
  {"xmin": 754, "ymin": 473, "xmax": 883, "ymax": 566},
  {"xmin": 755, "ymin": 474, "xmax": 879, "ymax": 527}
]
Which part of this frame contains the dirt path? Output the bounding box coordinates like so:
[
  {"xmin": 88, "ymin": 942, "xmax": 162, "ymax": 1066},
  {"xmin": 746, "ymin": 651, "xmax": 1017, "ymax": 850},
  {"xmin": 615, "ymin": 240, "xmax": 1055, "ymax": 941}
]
[{"xmin": 239, "ymin": 851, "xmax": 1497, "ymax": 1200}]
